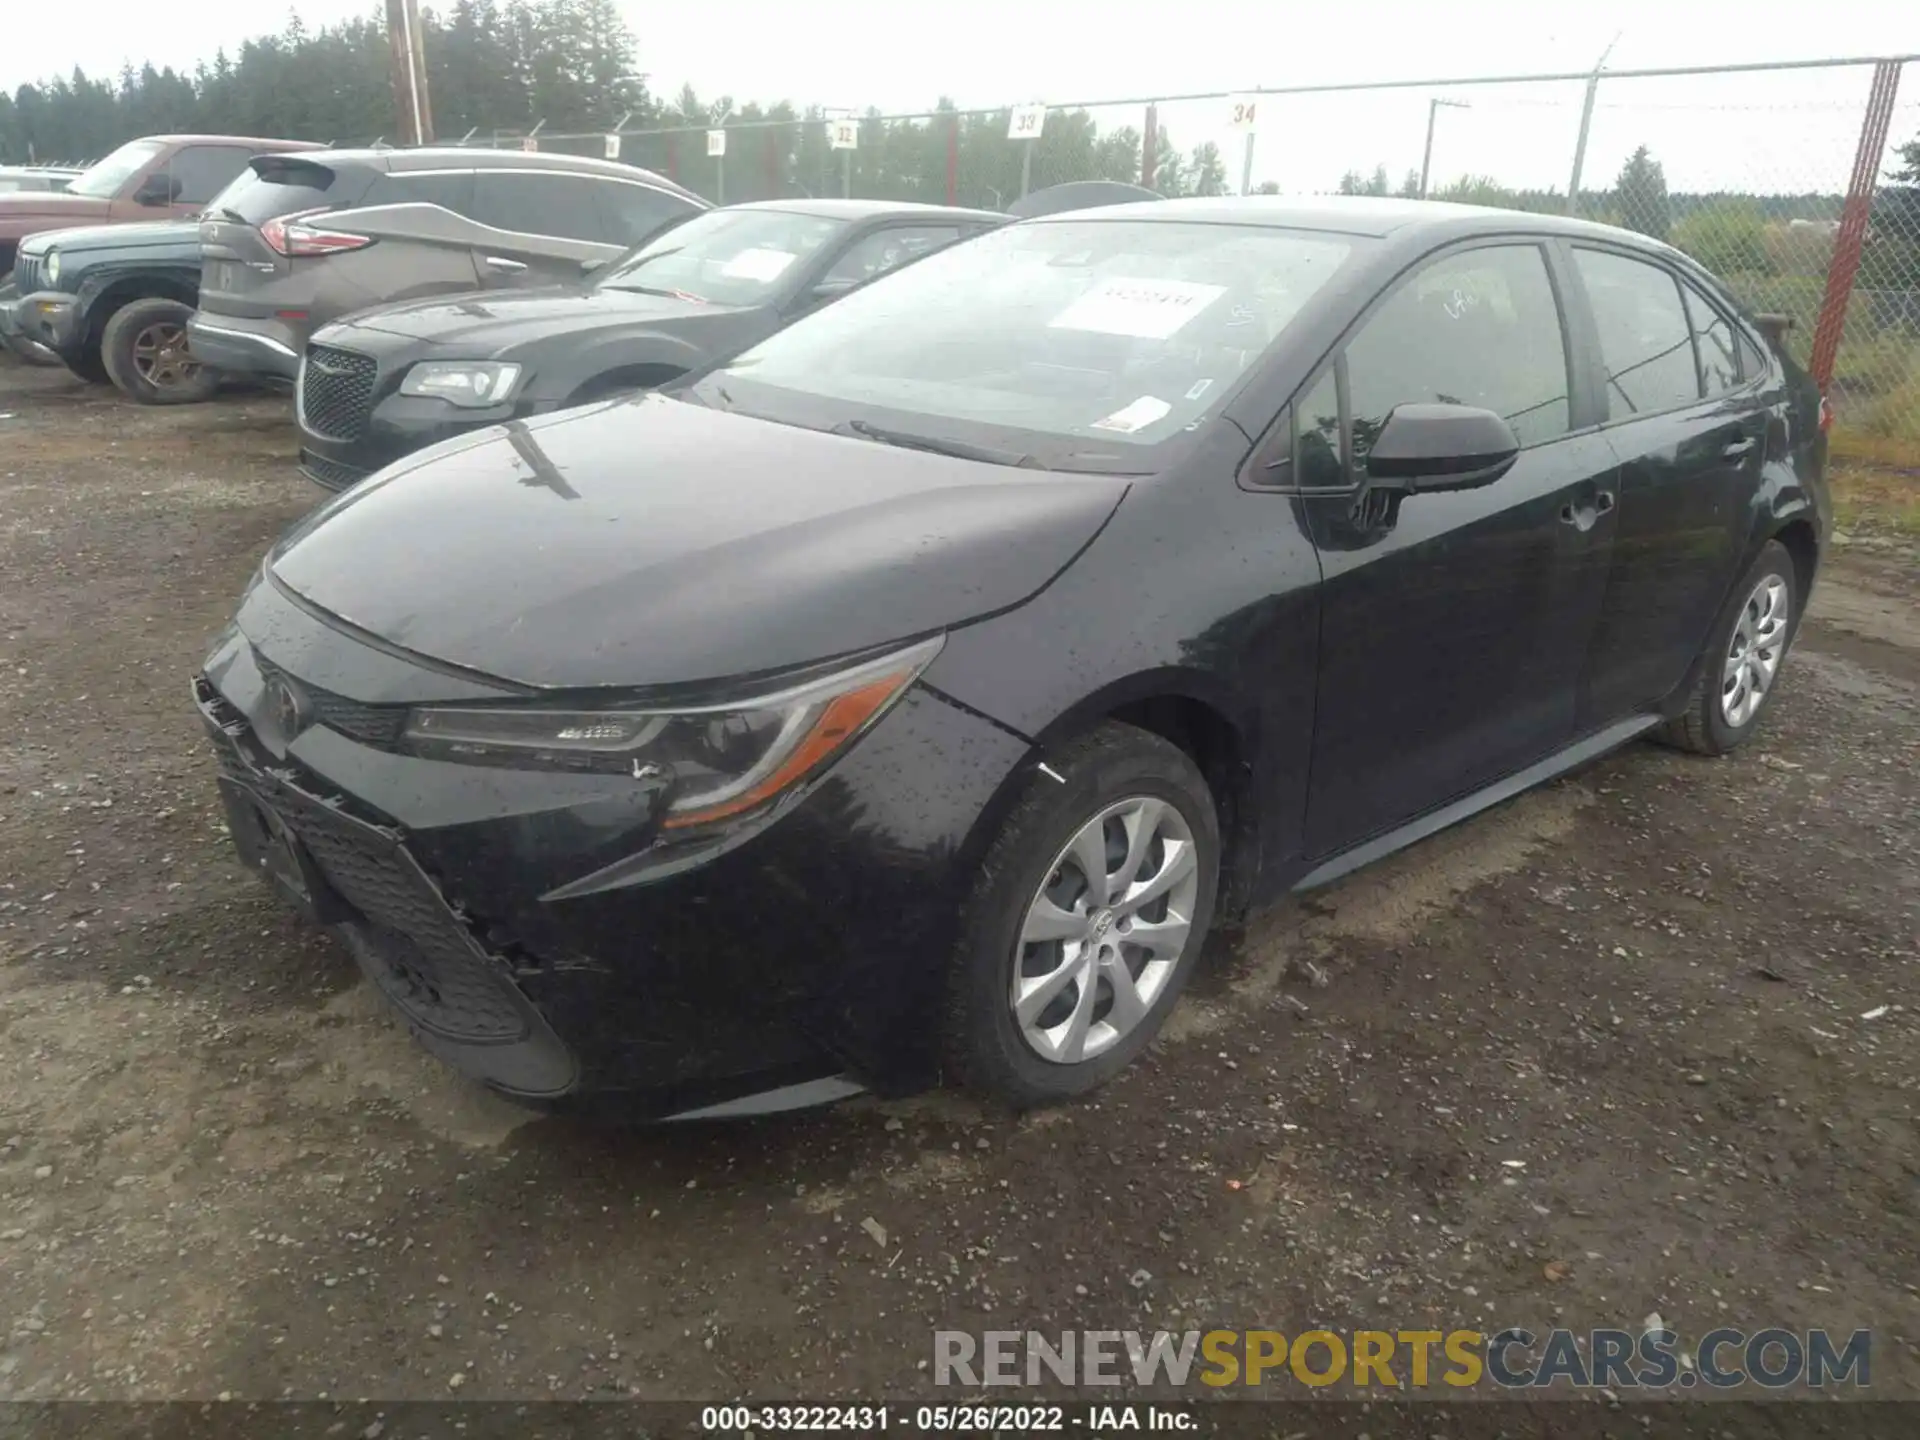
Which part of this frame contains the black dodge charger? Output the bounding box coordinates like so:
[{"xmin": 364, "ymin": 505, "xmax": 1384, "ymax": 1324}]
[
  {"xmin": 198, "ymin": 197, "xmax": 1828, "ymax": 1120},
  {"xmin": 295, "ymin": 198, "xmax": 1005, "ymax": 491}
]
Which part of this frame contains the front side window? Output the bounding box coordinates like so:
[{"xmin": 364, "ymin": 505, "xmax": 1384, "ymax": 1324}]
[
  {"xmin": 1294, "ymin": 370, "xmax": 1343, "ymax": 489},
  {"xmin": 697, "ymin": 219, "xmax": 1362, "ymax": 458},
  {"xmin": 1574, "ymin": 248, "xmax": 1702, "ymax": 417},
  {"xmin": 598, "ymin": 207, "xmax": 845, "ymax": 305},
  {"xmin": 1345, "ymin": 243, "xmax": 1570, "ymax": 469},
  {"xmin": 66, "ymin": 139, "xmax": 165, "ymax": 199},
  {"xmin": 822, "ymin": 225, "xmax": 964, "ymax": 286}
]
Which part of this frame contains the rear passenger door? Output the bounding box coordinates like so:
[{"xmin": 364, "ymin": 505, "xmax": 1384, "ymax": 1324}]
[
  {"xmin": 1569, "ymin": 246, "xmax": 1768, "ymax": 726},
  {"xmin": 468, "ymin": 171, "xmax": 626, "ymax": 289}
]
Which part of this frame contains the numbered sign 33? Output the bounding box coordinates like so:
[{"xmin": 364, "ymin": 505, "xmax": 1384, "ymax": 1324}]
[
  {"xmin": 829, "ymin": 118, "xmax": 858, "ymax": 150},
  {"xmin": 1228, "ymin": 94, "xmax": 1261, "ymax": 132},
  {"xmin": 602, "ymin": 133, "xmax": 620, "ymax": 160},
  {"xmin": 1008, "ymin": 104, "xmax": 1048, "ymax": 141},
  {"xmin": 707, "ymin": 129, "xmax": 727, "ymax": 158}
]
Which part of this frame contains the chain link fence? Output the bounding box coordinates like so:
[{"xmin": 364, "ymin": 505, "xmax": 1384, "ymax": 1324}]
[{"xmin": 457, "ymin": 55, "xmax": 1918, "ymax": 463}]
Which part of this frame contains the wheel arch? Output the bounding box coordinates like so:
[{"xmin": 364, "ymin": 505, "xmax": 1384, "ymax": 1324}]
[
  {"xmin": 81, "ymin": 275, "xmax": 198, "ymax": 353},
  {"xmin": 566, "ymin": 361, "xmax": 686, "ymax": 407},
  {"xmin": 961, "ymin": 670, "xmax": 1260, "ymax": 922}
]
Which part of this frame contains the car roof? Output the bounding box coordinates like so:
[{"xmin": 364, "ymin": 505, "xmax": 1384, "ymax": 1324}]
[
  {"xmin": 1033, "ymin": 194, "xmax": 1684, "ymax": 255},
  {"xmin": 742, "ymin": 197, "xmax": 1006, "ymax": 224}
]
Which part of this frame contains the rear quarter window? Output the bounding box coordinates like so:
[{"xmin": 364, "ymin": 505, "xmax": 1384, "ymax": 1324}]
[
  {"xmin": 213, "ymin": 161, "xmax": 373, "ymax": 223},
  {"xmin": 357, "ymin": 171, "xmax": 475, "ymax": 215}
]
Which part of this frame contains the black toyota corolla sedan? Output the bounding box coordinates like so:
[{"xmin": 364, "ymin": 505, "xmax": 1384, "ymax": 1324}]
[
  {"xmin": 197, "ymin": 197, "xmax": 1828, "ymax": 1121},
  {"xmin": 294, "ymin": 198, "xmax": 1005, "ymax": 491}
]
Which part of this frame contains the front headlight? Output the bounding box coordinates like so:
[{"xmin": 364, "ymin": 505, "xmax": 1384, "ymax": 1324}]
[
  {"xmin": 399, "ymin": 360, "xmax": 521, "ymax": 407},
  {"xmin": 401, "ymin": 636, "xmax": 943, "ymax": 827},
  {"xmin": 43, "ymin": 249, "xmax": 59, "ymax": 285}
]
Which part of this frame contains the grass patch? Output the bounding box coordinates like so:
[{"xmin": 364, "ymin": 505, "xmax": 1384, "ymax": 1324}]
[{"xmin": 1831, "ymin": 463, "xmax": 1920, "ymax": 537}]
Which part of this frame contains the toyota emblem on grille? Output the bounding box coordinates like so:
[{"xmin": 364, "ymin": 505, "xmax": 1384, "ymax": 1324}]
[{"xmin": 268, "ymin": 675, "xmax": 313, "ymax": 739}]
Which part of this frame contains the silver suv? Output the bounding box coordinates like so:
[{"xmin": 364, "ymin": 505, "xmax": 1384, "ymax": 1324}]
[{"xmin": 188, "ymin": 147, "xmax": 706, "ymax": 381}]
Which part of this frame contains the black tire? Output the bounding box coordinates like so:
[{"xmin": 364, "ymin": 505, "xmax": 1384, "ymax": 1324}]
[
  {"xmin": 62, "ymin": 345, "xmax": 111, "ymax": 384},
  {"xmin": 100, "ymin": 297, "xmax": 220, "ymax": 405},
  {"xmin": 1656, "ymin": 539, "xmax": 1799, "ymax": 756},
  {"xmin": 943, "ymin": 722, "xmax": 1221, "ymax": 1108},
  {"xmin": 568, "ymin": 369, "xmax": 681, "ymax": 408}
]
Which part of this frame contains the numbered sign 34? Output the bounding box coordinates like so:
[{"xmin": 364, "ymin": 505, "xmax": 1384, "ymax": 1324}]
[
  {"xmin": 1008, "ymin": 104, "xmax": 1048, "ymax": 141},
  {"xmin": 1228, "ymin": 94, "xmax": 1261, "ymax": 132}
]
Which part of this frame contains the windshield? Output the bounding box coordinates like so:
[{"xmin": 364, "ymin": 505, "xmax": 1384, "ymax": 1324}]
[
  {"xmin": 695, "ymin": 219, "xmax": 1361, "ymax": 454},
  {"xmin": 598, "ymin": 207, "xmax": 844, "ymax": 305},
  {"xmin": 67, "ymin": 140, "xmax": 166, "ymax": 200}
]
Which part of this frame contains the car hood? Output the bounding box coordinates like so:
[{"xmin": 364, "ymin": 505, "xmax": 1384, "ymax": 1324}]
[
  {"xmin": 267, "ymin": 393, "xmax": 1130, "ymax": 690},
  {"xmin": 339, "ymin": 286, "xmax": 737, "ymax": 353},
  {"xmin": 0, "ymin": 192, "xmax": 111, "ymax": 233},
  {"xmin": 21, "ymin": 219, "xmax": 196, "ymax": 255}
]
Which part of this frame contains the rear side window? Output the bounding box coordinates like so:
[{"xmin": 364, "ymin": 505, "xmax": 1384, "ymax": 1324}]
[
  {"xmin": 212, "ymin": 160, "xmax": 368, "ymax": 223},
  {"xmin": 1573, "ymin": 248, "xmax": 1702, "ymax": 417},
  {"xmin": 358, "ymin": 171, "xmax": 475, "ymax": 215},
  {"xmin": 594, "ymin": 181, "xmax": 700, "ymax": 246},
  {"xmin": 1345, "ymin": 243, "xmax": 1571, "ymax": 459},
  {"xmin": 168, "ymin": 146, "xmax": 256, "ymax": 206},
  {"xmin": 1682, "ymin": 281, "xmax": 1741, "ymax": 396},
  {"xmin": 472, "ymin": 173, "xmax": 608, "ymax": 243}
]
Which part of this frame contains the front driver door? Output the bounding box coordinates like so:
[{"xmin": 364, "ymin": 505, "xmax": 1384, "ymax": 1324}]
[{"xmin": 1299, "ymin": 240, "xmax": 1620, "ymax": 858}]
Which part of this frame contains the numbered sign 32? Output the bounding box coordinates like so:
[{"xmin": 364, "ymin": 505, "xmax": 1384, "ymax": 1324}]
[
  {"xmin": 1227, "ymin": 94, "xmax": 1261, "ymax": 132},
  {"xmin": 828, "ymin": 118, "xmax": 858, "ymax": 151},
  {"xmin": 1008, "ymin": 104, "xmax": 1048, "ymax": 141},
  {"xmin": 707, "ymin": 129, "xmax": 727, "ymax": 158},
  {"xmin": 520, "ymin": 135, "xmax": 539, "ymax": 153},
  {"xmin": 602, "ymin": 133, "xmax": 620, "ymax": 160}
]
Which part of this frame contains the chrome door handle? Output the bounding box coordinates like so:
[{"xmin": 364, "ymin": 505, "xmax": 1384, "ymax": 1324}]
[
  {"xmin": 1721, "ymin": 437, "xmax": 1758, "ymax": 461},
  {"xmin": 1594, "ymin": 490, "xmax": 1616, "ymax": 515},
  {"xmin": 483, "ymin": 255, "xmax": 528, "ymax": 273}
]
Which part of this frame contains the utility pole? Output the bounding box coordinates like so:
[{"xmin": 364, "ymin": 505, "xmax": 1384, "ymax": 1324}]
[
  {"xmin": 385, "ymin": 0, "xmax": 434, "ymax": 147},
  {"xmin": 1564, "ymin": 32, "xmax": 1621, "ymax": 216},
  {"xmin": 1418, "ymin": 98, "xmax": 1468, "ymax": 198}
]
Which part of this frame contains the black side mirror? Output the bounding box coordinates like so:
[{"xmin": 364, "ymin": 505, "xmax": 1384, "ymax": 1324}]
[
  {"xmin": 805, "ymin": 277, "xmax": 858, "ymax": 305},
  {"xmin": 133, "ymin": 171, "xmax": 177, "ymax": 206},
  {"xmin": 1365, "ymin": 403, "xmax": 1519, "ymax": 492}
]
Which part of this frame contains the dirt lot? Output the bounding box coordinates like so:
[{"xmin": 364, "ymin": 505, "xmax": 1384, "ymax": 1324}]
[{"xmin": 0, "ymin": 361, "xmax": 1916, "ymax": 1408}]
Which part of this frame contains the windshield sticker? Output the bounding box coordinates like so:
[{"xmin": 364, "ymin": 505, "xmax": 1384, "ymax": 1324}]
[
  {"xmin": 1185, "ymin": 378, "xmax": 1215, "ymax": 401},
  {"xmin": 1049, "ymin": 278, "xmax": 1227, "ymax": 340},
  {"xmin": 719, "ymin": 248, "xmax": 799, "ymax": 282},
  {"xmin": 1090, "ymin": 396, "xmax": 1174, "ymax": 434}
]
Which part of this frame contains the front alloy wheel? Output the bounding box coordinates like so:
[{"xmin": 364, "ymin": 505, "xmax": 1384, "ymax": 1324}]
[
  {"xmin": 945, "ymin": 721, "xmax": 1220, "ymax": 1107},
  {"xmin": 1013, "ymin": 796, "xmax": 1199, "ymax": 1064}
]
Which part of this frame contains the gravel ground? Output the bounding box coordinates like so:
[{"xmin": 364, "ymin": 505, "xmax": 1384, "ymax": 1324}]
[{"xmin": 0, "ymin": 363, "xmax": 1916, "ymax": 1407}]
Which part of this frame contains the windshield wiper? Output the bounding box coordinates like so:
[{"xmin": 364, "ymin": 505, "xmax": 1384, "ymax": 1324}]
[
  {"xmin": 606, "ymin": 283, "xmax": 708, "ymax": 303},
  {"xmin": 833, "ymin": 419, "xmax": 1049, "ymax": 470}
]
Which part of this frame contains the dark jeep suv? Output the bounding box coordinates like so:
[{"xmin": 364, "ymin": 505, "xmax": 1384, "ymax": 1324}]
[{"xmin": 188, "ymin": 147, "xmax": 706, "ymax": 382}]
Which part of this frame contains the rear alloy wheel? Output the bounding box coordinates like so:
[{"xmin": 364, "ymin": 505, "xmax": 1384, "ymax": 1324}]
[
  {"xmin": 101, "ymin": 298, "xmax": 220, "ymax": 405},
  {"xmin": 944, "ymin": 722, "xmax": 1220, "ymax": 1107},
  {"xmin": 1657, "ymin": 539, "xmax": 1798, "ymax": 755}
]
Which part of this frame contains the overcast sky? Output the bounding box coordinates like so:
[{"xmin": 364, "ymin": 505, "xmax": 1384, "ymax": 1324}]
[{"xmin": 7, "ymin": 0, "xmax": 1918, "ymax": 194}]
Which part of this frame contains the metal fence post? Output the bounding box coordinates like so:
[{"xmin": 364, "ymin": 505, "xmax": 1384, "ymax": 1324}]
[
  {"xmin": 1809, "ymin": 59, "xmax": 1905, "ymax": 394},
  {"xmin": 1565, "ymin": 72, "xmax": 1601, "ymax": 215},
  {"xmin": 1141, "ymin": 103, "xmax": 1157, "ymax": 190},
  {"xmin": 947, "ymin": 112, "xmax": 960, "ymax": 206},
  {"xmin": 767, "ymin": 128, "xmax": 781, "ymax": 198},
  {"xmin": 667, "ymin": 132, "xmax": 679, "ymax": 185}
]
